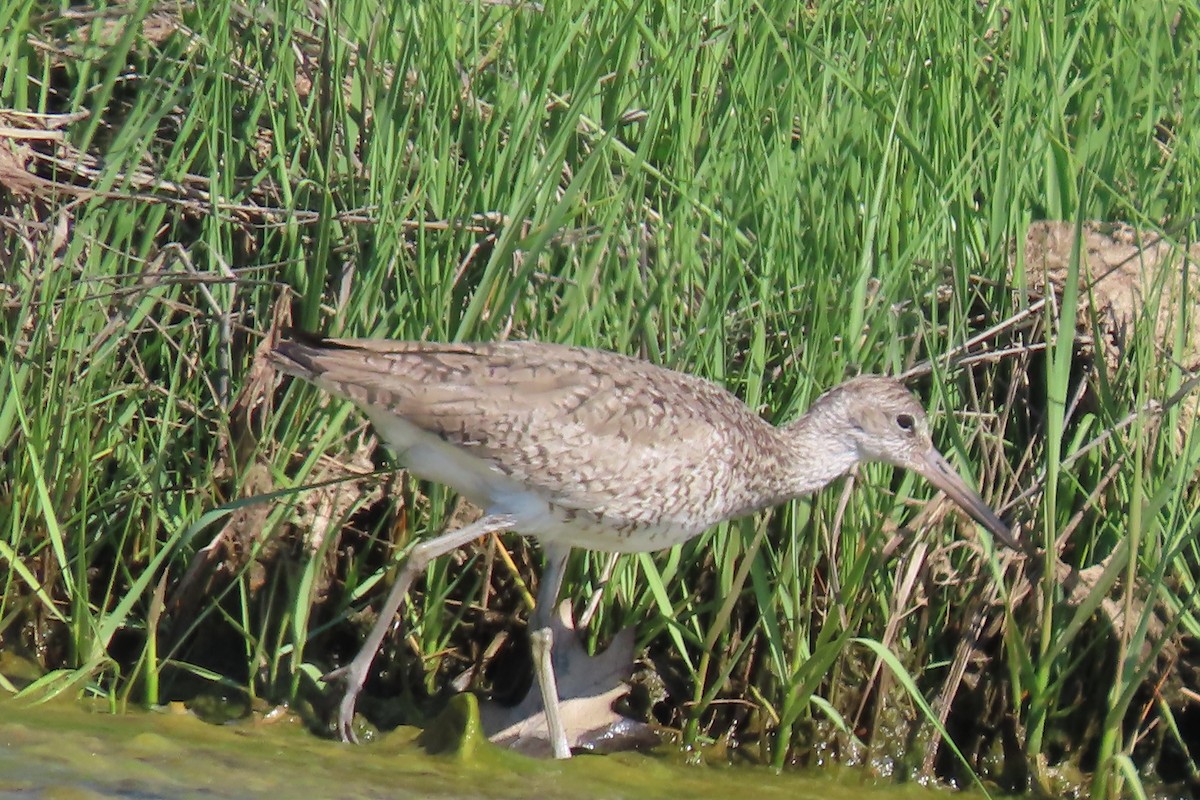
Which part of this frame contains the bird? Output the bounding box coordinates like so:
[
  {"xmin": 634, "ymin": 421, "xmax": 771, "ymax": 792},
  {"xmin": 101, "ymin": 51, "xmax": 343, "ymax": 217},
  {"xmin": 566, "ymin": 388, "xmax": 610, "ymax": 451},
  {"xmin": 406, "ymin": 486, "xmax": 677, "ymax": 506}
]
[{"xmin": 268, "ymin": 332, "xmax": 1017, "ymax": 759}]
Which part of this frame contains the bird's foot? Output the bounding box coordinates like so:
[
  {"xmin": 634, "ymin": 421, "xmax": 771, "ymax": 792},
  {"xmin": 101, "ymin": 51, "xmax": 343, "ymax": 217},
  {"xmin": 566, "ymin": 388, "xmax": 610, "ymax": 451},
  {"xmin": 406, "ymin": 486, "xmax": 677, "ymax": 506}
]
[
  {"xmin": 480, "ymin": 601, "xmax": 657, "ymax": 757},
  {"xmin": 322, "ymin": 664, "xmax": 365, "ymax": 744}
]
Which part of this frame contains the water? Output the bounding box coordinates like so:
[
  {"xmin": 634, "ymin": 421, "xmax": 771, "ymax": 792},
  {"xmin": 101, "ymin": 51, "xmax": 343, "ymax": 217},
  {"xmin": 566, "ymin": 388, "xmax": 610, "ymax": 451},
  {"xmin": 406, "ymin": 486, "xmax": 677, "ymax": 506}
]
[{"xmin": 0, "ymin": 698, "xmax": 989, "ymax": 800}]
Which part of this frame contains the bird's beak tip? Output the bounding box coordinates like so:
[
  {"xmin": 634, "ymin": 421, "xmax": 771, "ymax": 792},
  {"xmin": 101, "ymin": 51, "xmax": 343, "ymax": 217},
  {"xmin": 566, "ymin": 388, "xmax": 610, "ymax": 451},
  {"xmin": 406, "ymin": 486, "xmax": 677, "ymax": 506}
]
[{"xmin": 916, "ymin": 448, "xmax": 1020, "ymax": 552}]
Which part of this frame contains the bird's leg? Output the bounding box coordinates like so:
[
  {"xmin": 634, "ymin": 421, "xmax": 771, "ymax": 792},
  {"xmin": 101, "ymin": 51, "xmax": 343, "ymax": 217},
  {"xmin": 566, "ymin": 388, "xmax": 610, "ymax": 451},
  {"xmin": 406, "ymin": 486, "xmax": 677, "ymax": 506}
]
[
  {"xmin": 324, "ymin": 513, "xmax": 517, "ymax": 743},
  {"xmin": 529, "ymin": 543, "xmax": 572, "ymax": 759}
]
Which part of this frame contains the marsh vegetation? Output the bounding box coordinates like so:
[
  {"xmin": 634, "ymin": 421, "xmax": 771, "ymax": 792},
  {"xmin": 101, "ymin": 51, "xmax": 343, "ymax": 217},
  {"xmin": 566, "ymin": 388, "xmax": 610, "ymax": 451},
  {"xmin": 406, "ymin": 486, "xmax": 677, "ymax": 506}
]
[{"xmin": 2, "ymin": 2, "xmax": 1199, "ymax": 797}]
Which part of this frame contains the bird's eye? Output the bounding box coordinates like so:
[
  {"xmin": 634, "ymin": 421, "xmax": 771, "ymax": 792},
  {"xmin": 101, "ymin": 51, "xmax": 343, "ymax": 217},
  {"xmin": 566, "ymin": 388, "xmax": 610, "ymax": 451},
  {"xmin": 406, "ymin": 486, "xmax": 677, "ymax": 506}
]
[{"xmin": 896, "ymin": 413, "xmax": 916, "ymax": 432}]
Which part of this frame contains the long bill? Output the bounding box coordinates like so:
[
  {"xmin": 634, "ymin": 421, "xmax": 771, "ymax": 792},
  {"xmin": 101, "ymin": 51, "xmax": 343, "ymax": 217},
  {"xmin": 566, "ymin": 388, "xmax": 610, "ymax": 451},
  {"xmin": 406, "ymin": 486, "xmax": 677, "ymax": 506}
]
[{"xmin": 915, "ymin": 449, "xmax": 1020, "ymax": 551}]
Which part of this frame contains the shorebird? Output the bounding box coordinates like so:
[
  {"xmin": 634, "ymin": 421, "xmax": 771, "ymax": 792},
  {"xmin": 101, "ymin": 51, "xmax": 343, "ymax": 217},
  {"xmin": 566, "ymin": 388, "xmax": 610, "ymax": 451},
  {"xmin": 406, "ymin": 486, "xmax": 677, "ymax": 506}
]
[{"xmin": 269, "ymin": 334, "xmax": 1017, "ymax": 759}]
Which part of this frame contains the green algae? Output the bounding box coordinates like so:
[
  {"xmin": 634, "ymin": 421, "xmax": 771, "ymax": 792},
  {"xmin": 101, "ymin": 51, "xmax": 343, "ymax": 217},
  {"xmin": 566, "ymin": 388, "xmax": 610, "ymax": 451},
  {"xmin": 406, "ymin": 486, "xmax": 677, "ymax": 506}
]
[{"xmin": 0, "ymin": 696, "xmax": 1005, "ymax": 800}]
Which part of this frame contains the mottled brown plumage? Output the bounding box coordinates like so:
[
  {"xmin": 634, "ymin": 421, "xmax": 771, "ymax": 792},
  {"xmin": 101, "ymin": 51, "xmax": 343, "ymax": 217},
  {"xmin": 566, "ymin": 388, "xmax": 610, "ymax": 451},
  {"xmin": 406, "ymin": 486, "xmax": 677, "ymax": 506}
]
[{"xmin": 270, "ymin": 334, "xmax": 1015, "ymax": 758}]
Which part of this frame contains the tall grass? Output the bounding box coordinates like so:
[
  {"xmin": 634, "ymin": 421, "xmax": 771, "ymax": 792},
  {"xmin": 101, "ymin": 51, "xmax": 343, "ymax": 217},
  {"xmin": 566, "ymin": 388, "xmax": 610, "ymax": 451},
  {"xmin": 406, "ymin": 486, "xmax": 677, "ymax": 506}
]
[{"xmin": 2, "ymin": 0, "xmax": 1199, "ymax": 796}]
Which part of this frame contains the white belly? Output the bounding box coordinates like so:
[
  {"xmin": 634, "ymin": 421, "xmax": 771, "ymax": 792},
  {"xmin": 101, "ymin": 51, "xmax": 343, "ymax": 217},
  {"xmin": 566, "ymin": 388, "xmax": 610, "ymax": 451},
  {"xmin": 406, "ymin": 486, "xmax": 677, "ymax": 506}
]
[{"xmin": 367, "ymin": 408, "xmax": 700, "ymax": 553}]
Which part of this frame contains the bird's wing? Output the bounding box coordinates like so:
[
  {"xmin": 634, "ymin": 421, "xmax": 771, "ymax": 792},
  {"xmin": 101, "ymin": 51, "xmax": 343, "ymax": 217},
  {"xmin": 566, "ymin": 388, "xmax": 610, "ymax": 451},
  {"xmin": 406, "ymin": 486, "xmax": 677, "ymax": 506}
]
[{"xmin": 274, "ymin": 339, "xmax": 751, "ymax": 516}]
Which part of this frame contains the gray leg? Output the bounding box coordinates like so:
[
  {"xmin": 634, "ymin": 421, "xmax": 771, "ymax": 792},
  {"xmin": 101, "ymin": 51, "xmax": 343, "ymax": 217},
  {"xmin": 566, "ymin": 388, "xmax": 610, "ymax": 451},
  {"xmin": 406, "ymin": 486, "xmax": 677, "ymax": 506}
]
[
  {"xmin": 529, "ymin": 543, "xmax": 571, "ymax": 759},
  {"xmin": 324, "ymin": 513, "xmax": 517, "ymax": 743}
]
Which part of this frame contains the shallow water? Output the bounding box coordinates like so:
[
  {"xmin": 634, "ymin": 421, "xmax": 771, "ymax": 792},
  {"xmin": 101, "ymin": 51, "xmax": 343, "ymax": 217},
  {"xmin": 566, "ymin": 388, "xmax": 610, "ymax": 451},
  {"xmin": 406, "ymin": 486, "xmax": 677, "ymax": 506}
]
[{"xmin": 0, "ymin": 697, "xmax": 999, "ymax": 800}]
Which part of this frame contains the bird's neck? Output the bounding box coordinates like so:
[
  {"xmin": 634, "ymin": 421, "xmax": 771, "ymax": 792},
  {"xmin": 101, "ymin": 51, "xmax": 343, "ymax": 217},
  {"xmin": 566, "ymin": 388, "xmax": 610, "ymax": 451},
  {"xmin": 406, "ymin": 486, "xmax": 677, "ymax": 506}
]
[
  {"xmin": 712, "ymin": 409, "xmax": 861, "ymax": 524},
  {"xmin": 771, "ymin": 412, "xmax": 860, "ymax": 499}
]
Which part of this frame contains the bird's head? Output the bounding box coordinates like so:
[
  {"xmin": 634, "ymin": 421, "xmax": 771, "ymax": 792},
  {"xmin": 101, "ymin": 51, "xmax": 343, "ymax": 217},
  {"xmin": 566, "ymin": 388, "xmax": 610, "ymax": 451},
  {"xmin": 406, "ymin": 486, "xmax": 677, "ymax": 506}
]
[{"xmin": 814, "ymin": 376, "xmax": 1018, "ymax": 551}]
